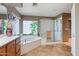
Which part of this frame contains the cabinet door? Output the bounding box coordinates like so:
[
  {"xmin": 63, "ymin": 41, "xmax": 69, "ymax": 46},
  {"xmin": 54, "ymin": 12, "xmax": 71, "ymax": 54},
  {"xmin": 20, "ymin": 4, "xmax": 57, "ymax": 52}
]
[
  {"xmin": 16, "ymin": 38, "xmax": 21, "ymax": 56},
  {"xmin": 0, "ymin": 46, "xmax": 6, "ymax": 56},
  {"xmin": 7, "ymin": 40, "xmax": 16, "ymax": 56}
]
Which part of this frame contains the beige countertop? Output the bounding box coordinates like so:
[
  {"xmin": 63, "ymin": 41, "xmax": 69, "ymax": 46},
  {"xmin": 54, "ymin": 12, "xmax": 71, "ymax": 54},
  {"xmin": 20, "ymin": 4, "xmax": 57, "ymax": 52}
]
[{"xmin": 0, "ymin": 35, "xmax": 20, "ymax": 47}]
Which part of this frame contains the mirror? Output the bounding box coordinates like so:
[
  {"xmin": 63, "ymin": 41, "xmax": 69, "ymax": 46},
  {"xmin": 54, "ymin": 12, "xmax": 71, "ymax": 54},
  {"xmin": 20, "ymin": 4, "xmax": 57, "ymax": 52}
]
[{"xmin": 0, "ymin": 4, "xmax": 7, "ymax": 34}]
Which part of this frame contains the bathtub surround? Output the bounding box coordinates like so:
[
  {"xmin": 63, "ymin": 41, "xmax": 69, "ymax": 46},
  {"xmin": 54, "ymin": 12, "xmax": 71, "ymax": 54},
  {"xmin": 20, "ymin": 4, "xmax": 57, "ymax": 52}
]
[{"xmin": 20, "ymin": 35, "xmax": 41, "ymax": 55}]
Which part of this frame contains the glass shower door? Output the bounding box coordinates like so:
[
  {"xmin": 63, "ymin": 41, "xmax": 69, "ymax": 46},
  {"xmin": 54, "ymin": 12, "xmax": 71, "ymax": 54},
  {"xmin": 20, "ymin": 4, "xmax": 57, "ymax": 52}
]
[{"xmin": 54, "ymin": 18, "xmax": 62, "ymax": 42}]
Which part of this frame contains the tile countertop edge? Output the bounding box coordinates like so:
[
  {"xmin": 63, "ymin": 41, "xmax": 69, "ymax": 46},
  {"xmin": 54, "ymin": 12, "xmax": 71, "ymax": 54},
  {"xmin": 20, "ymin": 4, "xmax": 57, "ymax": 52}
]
[{"xmin": 0, "ymin": 36, "xmax": 20, "ymax": 47}]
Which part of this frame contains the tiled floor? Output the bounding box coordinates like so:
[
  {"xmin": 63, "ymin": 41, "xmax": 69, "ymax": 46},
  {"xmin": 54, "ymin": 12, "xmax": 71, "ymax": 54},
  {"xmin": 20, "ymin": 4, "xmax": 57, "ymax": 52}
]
[{"xmin": 22, "ymin": 44, "xmax": 72, "ymax": 56}]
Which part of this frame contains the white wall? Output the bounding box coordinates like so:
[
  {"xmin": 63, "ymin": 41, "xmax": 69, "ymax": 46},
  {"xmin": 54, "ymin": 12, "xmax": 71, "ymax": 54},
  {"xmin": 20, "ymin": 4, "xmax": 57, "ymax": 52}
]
[
  {"xmin": 75, "ymin": 3, "xmax": 79, "ymax": 56},
  {"xmin": 39, "ymin": 18, "xmax": 54, "ymax": 44},
  {"xmin": 71, "ymin": 4, "xmax": 76, "ymax": 56},
  {"xmin": 71, "ymin": 3, "xmax": 79, "ymax": 56}
]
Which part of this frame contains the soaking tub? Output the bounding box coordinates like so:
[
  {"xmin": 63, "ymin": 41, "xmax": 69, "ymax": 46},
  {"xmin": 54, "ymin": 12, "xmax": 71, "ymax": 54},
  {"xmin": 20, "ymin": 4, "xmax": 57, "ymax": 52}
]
[{"xmin": 20, "ymin": 35, "xmax": 41, "ymax": 55}]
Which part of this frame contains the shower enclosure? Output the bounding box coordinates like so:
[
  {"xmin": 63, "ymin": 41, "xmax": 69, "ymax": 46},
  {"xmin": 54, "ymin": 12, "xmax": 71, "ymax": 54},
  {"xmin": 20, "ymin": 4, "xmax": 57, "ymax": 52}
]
[{"xmin": 54, "ymin": 17, "xmax": 62, "ymax": 42}]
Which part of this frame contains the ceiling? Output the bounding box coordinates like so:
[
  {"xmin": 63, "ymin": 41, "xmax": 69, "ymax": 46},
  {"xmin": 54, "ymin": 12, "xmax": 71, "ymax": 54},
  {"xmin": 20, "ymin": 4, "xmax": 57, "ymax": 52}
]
[
  {"xmin": 3, "ymin": 3, "xmax": 23, "ymax": 7},
  {"xmin": 16, "ymin": 3, "xmax": 72, "ymax": 17},
  {"xmin": 0, "ymin": 3, "xmax": 22, "ymax": 14},
  {"xmin": 0, "ymin": 4, "xmax": 7, "ymax": 14}
]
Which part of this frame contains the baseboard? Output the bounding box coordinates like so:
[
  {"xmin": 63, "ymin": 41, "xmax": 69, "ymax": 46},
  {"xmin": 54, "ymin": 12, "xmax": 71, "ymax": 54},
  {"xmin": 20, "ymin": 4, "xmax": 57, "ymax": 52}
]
[{"xmin": 41, "ymin": 42, "xmax": 63, "ymax": 45}]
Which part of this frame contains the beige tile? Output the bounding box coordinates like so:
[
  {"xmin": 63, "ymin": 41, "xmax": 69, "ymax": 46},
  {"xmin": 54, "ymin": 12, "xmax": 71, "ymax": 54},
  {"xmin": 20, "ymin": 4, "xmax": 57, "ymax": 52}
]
[{"xmin": 22, "ymin": 44, "xmax": 72, "ymax": 56}]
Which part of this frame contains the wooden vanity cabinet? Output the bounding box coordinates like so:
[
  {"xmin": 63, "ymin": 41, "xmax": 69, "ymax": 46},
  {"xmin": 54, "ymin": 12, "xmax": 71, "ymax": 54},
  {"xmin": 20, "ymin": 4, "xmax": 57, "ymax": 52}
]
[
  {"xmin": 0, "ymin": 46, "xmax": 6, "ymax": 56},
  {"xmin": 15, "ymin": 38, "xmax": 21, "ymax": 56},
  {"xmin": 0, "ymin": 37, "xmax": 21, "ymax": 56},
  {"xmin": 7, "ymin": 40, "xmax": 16, "ymax": 56}
]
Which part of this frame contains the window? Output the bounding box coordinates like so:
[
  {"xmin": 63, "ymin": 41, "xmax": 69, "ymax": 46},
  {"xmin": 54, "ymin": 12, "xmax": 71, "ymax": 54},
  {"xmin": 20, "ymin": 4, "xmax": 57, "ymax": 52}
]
[
  {"xmin": 2, "ymin": 20, "xmax": 7, "ymax": 34},
  {"xmin": 23, "ymin": 20, "xmax": 38, "ymax": 35}
]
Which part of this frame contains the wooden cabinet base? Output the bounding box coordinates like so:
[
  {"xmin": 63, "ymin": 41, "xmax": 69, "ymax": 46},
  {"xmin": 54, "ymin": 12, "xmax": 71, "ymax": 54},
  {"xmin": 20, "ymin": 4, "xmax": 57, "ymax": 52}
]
[
  {"xmin": 0, "ymin": 46, "xmax": 6, "ymax": 56},
  {"xmin": 7, "ymin": 40, "xmax": 16, "ymax": 56},
  {"xmin": 0, "ymin": 37, "xmax": 21, "ymax": 56}
]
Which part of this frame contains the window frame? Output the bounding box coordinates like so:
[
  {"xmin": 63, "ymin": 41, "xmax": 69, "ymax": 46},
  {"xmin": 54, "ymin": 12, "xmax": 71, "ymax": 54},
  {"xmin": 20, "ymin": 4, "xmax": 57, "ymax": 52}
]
[{"xmin": 22, "ymin": 20, "xmax": 39, "ymax": 35}]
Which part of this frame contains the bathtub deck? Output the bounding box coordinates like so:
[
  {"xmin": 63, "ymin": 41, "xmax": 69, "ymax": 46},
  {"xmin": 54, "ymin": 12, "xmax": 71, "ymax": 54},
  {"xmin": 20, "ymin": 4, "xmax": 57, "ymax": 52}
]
[{"xmin": 22, "ymin": 44, "xmax": 72, "ymax": 56}]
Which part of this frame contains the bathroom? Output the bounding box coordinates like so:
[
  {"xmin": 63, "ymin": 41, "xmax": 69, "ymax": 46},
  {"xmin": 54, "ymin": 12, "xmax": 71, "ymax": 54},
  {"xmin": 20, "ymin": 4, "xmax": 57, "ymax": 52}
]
[{"xmin": 0, "ymin": 3, "xmax": 72, "ymax": 56}]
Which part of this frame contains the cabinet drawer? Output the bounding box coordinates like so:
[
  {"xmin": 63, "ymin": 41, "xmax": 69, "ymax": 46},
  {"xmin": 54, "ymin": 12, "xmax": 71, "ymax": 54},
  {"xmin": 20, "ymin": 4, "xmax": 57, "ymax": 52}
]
[{"xmin": 0, "ymin": 46, "xmax": 6, "ymax": 56}]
